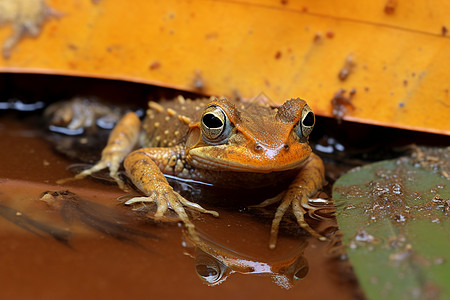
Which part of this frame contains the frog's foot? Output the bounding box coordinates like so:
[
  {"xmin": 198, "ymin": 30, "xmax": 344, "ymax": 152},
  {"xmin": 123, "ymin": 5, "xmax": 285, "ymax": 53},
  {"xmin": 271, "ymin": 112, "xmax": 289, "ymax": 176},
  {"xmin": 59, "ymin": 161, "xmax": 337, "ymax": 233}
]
[
  {"xmin": 251, "ymin": 189, "xmax": 317, "ymax": 211},
  {"xmin": 57, "ymin": 158, "xmax": 127, "ymax": 191},
  {"xmin": 124, "ymin": 187, "xmax": 218, "ymax": 242},
  {"xmin": 57, "ymin": 112, "xmax": 140, "ymax": 191},
  {"xmin": 250, "ymin": 192, "xmax": 285, "ymax": 208},
  {"xmin": 254, "ymin": 188, "xmax": 326, "ymax": 249}
]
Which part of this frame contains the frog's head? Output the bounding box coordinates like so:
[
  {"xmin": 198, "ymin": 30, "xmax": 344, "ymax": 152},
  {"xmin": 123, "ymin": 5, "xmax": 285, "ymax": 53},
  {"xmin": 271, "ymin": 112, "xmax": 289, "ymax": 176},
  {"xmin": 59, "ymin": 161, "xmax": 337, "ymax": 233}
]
[{"xmin": 185, "ymin": 97, "xmax": 315, "ymax": 173}]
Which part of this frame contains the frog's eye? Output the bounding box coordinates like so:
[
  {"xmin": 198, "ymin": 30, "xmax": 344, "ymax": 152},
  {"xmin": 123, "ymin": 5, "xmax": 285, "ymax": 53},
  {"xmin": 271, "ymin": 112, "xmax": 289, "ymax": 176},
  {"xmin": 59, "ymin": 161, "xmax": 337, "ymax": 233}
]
[
  {"xmin": 201, "ymin": 105, "xmax": 231, "ymax": 144},
  {"xmin": 295, "ymin": 105, "xmax": 315, "ymax": 141},
  {"xmin": 195, "ymin": 251, "xmax": 228, "ymax": 285}
]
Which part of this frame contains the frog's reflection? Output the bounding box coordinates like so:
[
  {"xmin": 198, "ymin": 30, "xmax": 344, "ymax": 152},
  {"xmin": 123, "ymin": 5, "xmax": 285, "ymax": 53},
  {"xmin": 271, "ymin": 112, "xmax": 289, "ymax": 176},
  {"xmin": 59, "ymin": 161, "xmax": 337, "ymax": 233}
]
[
  {"xmin": 0, "ymin": 187, "xmax": 311, "ymax": 289},
  {"xmin": 182, "ymin": 229, "xmax": 309, "ymax": 289}
]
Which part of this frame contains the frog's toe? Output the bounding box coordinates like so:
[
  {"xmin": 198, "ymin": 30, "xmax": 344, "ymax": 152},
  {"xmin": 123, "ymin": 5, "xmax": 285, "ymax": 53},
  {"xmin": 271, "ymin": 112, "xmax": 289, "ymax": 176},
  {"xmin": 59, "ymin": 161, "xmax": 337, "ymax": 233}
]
[
  {"xmin": 292, "ymin": 198, "xmax": 327, "ymax": 241},
  {"xmin": 176, "ymin": 195, "xmax": 219, "ymax": 217},
  {"xmin": 124, "ymin": 188, "xmax": 206, "ymax": 242},
  {"xmin": 162, "ymin": 190, "xmax": 202, "ymax": 241},
  {"xmin": 124, "ymin": 196, "xmax": 156, "ymax": 205},
  {"xmin": 268, "ymin": 196, "xmax": 292, "ymax": 249},
  {"xmin": 250, "ymin": 192, "xmax": 285, "ymax": 208},
  {"xmin": 125, "ymin": 193, "xmax": 172, "ymax": 218},
  {"xmin": 268, "ymin": 192, "xmax": 327, "ymax": 249},
  {"xmin": 57, "ymin": 160, "xmax": 127, "ymax": 192}
]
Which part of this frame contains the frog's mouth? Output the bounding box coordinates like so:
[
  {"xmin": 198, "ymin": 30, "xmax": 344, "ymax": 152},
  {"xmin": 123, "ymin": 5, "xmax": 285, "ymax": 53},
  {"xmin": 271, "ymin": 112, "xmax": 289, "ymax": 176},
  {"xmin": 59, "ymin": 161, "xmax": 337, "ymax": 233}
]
[{"xmin": 187, "ymin": 144, "xmax": 311, "ymax": 173}]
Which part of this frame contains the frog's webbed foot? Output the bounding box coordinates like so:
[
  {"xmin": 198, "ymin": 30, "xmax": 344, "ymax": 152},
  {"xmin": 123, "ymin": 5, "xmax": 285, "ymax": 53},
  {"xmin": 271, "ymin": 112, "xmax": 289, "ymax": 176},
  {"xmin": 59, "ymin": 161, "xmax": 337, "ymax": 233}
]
[
  {"xmin": 57, "ymin": 150, "xmax": 128, "ymax": 191},
  {"xmin": 62, "ymin": 155, "xmax": 127, "ymax": 190},
  {"xmin": 124, "ymin": 184, "xmax": 218, "ymax": 241},
  {"xmin": 254, "ymin": 187, "xmax": 326, "ymax": 249},
  {"xmin": 56, "ymin": 112, "xmax": 141, "ymax": 191}
]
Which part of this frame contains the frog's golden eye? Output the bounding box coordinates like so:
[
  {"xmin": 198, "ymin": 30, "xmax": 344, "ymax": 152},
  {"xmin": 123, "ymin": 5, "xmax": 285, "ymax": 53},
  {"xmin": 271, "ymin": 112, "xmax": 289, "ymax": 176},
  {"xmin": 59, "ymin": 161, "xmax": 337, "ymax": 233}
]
[
  {"xmin": 201, "ymin": 105, "xmax": 231, "ymax": 144},
  {"xmin": 295, "ymin": 105, "xmax": 315, "ymax": 141}
]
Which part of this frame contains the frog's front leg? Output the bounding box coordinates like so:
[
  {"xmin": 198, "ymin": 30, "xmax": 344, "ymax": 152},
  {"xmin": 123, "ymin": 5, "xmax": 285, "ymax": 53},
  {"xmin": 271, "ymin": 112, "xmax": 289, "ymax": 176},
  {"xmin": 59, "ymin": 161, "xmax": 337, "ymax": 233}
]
[
  {"xmin": 255, "ymin": 153, "xmax": 326, "ymax": 249},
  {"xmin": 123, "ymin": 148, "xmax": 219, "ymax": 241},
  {"xmin": 58, "ymin": 112, "xmax": 141, "ymax": 190}
]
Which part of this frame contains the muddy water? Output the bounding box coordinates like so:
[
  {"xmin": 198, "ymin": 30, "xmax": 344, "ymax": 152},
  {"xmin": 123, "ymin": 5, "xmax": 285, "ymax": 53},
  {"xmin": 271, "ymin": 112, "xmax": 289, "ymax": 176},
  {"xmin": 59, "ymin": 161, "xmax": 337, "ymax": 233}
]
[{"xmin": 0, "ymin": 113, "xmax": 362, "ymax": 299}]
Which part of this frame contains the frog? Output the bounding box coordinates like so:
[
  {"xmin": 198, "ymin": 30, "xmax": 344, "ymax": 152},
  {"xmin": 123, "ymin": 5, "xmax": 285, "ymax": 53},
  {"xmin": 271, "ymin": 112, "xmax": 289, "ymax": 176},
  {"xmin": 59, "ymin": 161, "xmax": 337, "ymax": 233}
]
[{"xmin": 63, "ymin": 95, "xmax": 325, "ymax": 249}]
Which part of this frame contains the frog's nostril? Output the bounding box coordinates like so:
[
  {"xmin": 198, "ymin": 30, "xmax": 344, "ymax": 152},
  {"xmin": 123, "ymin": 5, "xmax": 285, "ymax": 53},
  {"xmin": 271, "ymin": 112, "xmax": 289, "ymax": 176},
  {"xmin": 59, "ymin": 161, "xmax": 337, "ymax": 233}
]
[
  {"xmin": 284, "ymin": 144, "xmax": 290, "ymax": 150},
  {"xmin": 255, "ymin": 144, "xmax": 263, "ymax": 151}
]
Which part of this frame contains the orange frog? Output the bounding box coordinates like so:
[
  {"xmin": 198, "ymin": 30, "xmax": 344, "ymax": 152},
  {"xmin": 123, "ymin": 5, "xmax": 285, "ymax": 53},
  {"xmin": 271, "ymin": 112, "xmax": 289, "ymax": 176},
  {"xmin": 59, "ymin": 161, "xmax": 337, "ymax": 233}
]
[{"xmin": 70, "ymin": 96, "xmax": 325, "ymax": 249}]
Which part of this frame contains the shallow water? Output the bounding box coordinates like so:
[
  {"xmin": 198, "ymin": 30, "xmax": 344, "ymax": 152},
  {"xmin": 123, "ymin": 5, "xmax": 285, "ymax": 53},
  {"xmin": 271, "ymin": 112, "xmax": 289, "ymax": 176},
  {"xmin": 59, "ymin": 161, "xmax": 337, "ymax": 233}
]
[{"xmin": 0, "ymin": 105, "xmax": 362, "ymax": 299}]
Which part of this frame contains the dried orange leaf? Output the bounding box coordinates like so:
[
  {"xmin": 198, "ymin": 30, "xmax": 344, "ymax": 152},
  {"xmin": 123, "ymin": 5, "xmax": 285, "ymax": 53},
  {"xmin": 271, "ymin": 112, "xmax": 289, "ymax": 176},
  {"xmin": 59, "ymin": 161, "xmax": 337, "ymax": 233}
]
[{"xmin": 0, "ymin": 0, "xmax": 449, "ymax": 134}]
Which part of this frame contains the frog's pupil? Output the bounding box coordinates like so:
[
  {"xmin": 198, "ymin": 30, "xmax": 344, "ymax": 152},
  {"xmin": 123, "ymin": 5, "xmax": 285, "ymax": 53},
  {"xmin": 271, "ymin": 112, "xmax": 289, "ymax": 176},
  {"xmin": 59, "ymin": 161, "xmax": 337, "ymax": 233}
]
[
  {"xmin": 203, "ymin": 113, "xmax": 223, "ymax": 128},
  {"xmin": 196, "ymin": 264, "xmax": 218, "ymax": 277},
  {"xmin": 303, "ymin": 112, "xmax": 314, "ymax": 127},
  {"xmin": 294, "ymin": 265, "xmax": 309, "ymax": 280}
]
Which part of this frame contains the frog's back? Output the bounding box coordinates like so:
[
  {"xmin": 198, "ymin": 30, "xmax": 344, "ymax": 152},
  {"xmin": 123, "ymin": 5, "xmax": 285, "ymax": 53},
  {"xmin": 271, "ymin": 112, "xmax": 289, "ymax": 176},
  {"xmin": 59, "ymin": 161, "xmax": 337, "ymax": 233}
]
[{"xmin": 141, "ymin": 96, "xmax": 212, "ymax": 147}]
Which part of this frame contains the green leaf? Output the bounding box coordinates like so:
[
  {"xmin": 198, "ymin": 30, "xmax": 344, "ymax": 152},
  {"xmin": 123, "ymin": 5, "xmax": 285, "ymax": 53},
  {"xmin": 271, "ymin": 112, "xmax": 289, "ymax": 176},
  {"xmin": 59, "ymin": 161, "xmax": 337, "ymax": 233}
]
[{"xmin": 332, "ymin": 147, "xmax": 450, "ymax": 300}]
